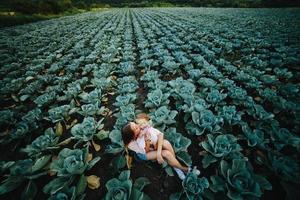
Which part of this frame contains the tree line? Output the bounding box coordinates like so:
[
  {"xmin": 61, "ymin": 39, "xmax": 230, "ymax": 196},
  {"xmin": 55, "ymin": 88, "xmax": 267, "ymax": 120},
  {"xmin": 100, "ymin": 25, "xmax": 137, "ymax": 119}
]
[{"xmin": 2, "ymin": 0, "xmax": 300, "ymax": 14}]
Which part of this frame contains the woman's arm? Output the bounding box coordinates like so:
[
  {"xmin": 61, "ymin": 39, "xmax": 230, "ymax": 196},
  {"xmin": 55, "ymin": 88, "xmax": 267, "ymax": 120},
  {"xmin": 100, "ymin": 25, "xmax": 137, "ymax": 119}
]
[
  {"xmin": 156, "ymin": 132, "xmax": 164, "ymax": 164},
  {"xmin": 145, "ymin": 139, "xmax": 151, "ymax": 153}
]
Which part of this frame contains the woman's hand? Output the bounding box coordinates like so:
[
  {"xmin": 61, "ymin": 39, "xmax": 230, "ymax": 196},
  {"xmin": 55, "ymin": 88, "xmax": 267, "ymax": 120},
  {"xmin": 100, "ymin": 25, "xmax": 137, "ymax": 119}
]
[
  {"xmin": 157, "ymin": 154, "xmax": 164, "ymax": 164},
  {"xmin": 145, "ymin": 139, "xmax": 151, "ymax": 153}
]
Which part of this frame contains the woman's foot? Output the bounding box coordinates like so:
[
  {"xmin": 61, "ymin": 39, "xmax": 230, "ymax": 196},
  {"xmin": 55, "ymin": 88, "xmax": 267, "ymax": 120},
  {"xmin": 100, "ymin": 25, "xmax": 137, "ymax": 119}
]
[
  {"xmin": 187, "ymin": 166, "xmax": 201, "ymax": 175},
  {"xmin": 173, "ymin": 167, "xmax": 186, "ymax": 180}
]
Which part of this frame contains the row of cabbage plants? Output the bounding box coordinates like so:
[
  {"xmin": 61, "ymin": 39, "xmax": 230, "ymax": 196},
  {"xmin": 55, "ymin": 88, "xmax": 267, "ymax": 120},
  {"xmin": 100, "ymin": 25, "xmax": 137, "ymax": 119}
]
[{"xmin": 0, "ymin": 8, "xmax": 299, "ymax": 200}]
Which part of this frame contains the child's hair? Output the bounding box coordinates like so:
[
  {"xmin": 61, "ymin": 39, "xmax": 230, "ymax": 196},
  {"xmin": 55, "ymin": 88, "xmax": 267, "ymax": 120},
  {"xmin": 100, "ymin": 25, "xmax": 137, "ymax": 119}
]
[{"xmin": 135, "ymin": 113, "xmax": 152, "ymax": 126}]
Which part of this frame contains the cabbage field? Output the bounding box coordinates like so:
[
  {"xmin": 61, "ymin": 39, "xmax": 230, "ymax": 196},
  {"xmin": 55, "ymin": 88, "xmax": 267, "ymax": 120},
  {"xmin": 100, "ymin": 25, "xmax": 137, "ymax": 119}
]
[{"xmin": 0, "ymin": 7, "xmax": 300, "ymax": 200}]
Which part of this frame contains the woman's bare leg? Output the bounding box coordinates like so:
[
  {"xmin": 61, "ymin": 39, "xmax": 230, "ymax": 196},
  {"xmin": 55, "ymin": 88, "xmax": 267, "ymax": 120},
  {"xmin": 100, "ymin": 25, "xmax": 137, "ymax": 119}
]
[
  {"xmin": 162, "ymin": 140, "xmax": 190, "ymax": 172},
  {"xmin": 145, "ymin": 151, "xmax": 158, "ymax": 160},
  {"xmin": 146, "ymin": 150, "xmax": 189, "ymax": 173},
  {"xmin": 162, "ymin": 139, "xmax": 176, "ymax": 157},
  {"xmin": 162, "ymin": 150, "xmax": 189, "ymax": 173}
]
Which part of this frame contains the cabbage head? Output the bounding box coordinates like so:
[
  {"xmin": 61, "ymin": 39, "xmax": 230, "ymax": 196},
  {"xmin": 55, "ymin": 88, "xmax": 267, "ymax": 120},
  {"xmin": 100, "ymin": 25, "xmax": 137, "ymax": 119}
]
[
  {"xmin": 50, "ymin": 148, "xmax": 100, "ymax": 177},
  {"xmin": 201, "ymin": 134, "xmax": 242, "ymax": 168},
  {"xmin": 182, "ymin": 170, "xmax": 209, "ymax": 200},
  {"xmin": 210, "ymin": 159, "xmax": 272, "ymax": 200}
]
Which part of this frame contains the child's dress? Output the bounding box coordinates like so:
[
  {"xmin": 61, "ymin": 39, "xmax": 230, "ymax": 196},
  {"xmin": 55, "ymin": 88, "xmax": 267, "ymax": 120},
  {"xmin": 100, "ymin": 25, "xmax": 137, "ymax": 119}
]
[{"xmin": 127, "ymin": 125, "xmax": 161, "ymax": 155}]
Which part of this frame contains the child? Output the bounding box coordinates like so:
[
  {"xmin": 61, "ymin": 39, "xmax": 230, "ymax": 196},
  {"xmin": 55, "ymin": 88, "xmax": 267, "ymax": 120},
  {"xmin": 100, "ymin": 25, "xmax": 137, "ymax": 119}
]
[{"xmin": 135, "ymin": 113, "xmax": 158, "ymax": 152}]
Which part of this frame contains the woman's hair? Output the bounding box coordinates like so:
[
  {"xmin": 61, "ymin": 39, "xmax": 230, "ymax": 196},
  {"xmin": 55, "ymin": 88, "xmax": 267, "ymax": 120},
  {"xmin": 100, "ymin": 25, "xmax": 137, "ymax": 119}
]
[
  {"xmin": 122, "ymin": 123, "xmax": 135, "ymax": 146},
  {"xmin": 122, "ymin": 113, "xmax": 151, "ymax": 146}
]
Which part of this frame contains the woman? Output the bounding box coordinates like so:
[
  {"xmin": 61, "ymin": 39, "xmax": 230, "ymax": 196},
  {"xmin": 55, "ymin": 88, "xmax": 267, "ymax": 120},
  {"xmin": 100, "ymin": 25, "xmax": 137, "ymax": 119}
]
[{"xmin": 121, "ymin": 114, "xmax": 199, "ymax": 180}]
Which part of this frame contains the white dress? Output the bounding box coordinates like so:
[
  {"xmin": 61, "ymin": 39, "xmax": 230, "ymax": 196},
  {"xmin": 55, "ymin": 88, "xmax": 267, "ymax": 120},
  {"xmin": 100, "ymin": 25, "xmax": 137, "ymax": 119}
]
[{"xmin": 127, "ymin": 126, "xmax": 162, "ymax": 154}]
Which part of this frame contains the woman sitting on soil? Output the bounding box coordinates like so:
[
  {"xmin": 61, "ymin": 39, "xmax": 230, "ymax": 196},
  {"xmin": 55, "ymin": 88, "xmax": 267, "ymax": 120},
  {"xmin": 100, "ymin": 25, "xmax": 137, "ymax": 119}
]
[{"xmin": 121, "ymin": 113, "xmax": 199, "ymax": 180}]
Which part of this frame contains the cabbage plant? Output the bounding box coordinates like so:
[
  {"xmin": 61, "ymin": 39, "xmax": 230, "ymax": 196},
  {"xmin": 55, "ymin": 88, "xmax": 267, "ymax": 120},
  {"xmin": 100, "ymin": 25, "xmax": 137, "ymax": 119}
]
[
  {"xmin": 171, "ymin": 169, "xmax": 209, "ymax": 200},
  {"xmin": 181, "ymin": 97, "xmax": 210, "ymax": 122},
  {"xmin": 223, "ymin": 64, "xmax": 238, "ymax": 74},
  {"xmin": 270, "ymin": 126, "xmax": 300, "ymax": 152},
  {"xmin": 263, "ymin": 152, "xmax": 300, "ymax": 184},
  {"xmin": 168, "ymin": 77, "xmax": 196, "ymax": 100},
  {"xmin": 91, "ymin": 77, "xmax": 114, "ymax": 90},
  {"xmin": 47, "ymin": 105, "xmax": 71, "ymax": 123},
  {"xmin": 186, "ymin": 110, "xmax": 223, "ymax": 135},
  {"xmin": 205, "ymin": 66, "xmax": 223, "ymax": 79},
  {"xmin": 140, "ymin": 59, "xmax": 159, "ymax": 69},
  {"xmin": 77, "ymin": 102, "xmax": 107, "ymax": 117},
  {"xmin": 19, "ymin": 81, "xmax": 43, "ymax": 95},
  {"xmin": 244, "ymin": 77, "xmax": 262, "ymax": 89},
  {"xmin": 220, "ymin": 78, "xmax": 235, "ymax": 88},
  {"xmin": 50, "ymin": 148, "xmax": 100, "ymax": 177},
  {"xmin": 233, "ymin": 71, "xmax": 252, "ymax": 82},
  {"xmin": 113, "ymin": 94, "xmax": 137, "ymax": 107},
  {"xmin": 1, "ymin": 121, "xmax": 30, "ymax": 144},
  {"xmin": 145, "ymin": 89, "xmax": 170, "ymax": 109},
  {"xmin": 228, "ymin": 86, "xmax": 247, "ymax": 103},
  {"xmin": 0, "ymin": 110, "xmax": 16, "ymax": 127},
  {"xmin": 182, "ymin": 170, "xmax": 209, "ymax": 200},
  {"xmin": 0, "ymin": 156, "xmax": 51, "ymax": 198},
  {"xmin": 162, "ymin": 60, "xmax": 181, "ymax": 73},
  {"xmin": 258, "ymin": 88, "xmax": 278, "ymax": 102},
  {"xmin": 201, "ymin": 134, "xmax": 243, "ymax": 168},
  {"xmin": 246, "ymin": 104, "xmax": 274, "ymax": 121},
  {"xmin": 174, "ymin": 52, "xmax": 191, "ymax": 65},
  {"xmin": 105, "ymin": 129, "xmax": 125, "ymax": 154},
  {"xmin": 187, "ymin": 69, "xmax": 204, "ymax": 80},
  {"xmin": 104, "ymin": 170, "xmax": 151, "ymax": 200},
  {"xmin": 147, "ymin": 79, "xmax": 168, "ymax": 91},
  {"xmin": 117, "ymin": 82, "xmax": 139, "ymax": 94},
  {"xmin": 43, "ymin": 147, "xmax": 100, "ymax": 197},
  {"xmin": 150, "ymin": 106, "xmax": 178, "ymax": 130},
  {"xmin": 140, "ymin": 70, "xmax": 160, "ymax": 82},
  {"xmin": 71, "ymin": 117, "xmax": 103, "ymax": 143},
  {"xmin": 94, "ymin": 64, "xmax": 114, "ymax": 78},
  {"xmin": 218, "ymin": 105, "xmax": 242, "ymax": 125},
  {"xmin": 22, "ymin": 128, "xmax": 59, "ymax": 157},
  {"xmin": 240, "ymin": 123, "xmax": 268, "ymax": 149},
  {"xmin": 82, "ymin": 64, "xmax": 96, "ymax": 75},
  {"xmin": 117, "ymin": 61, "xmax": 135, "ymax": 74},
  {"xmin": 274, "ymin": 67, "xmax": 293, "ymax": 79},
  {"xmin": 48, "ymin": 186, "xmax": 82, "ymax": 200},
  {"xmin": 178, "ymin": 82, "xmax": 197, "ymax": 101},
  {"xmin": 206, "ymin": 89, "xmax": 227, "ymax": 105},
  {"xmin": 279, "ymin": 83, "xmax": 299, "ymax": 97},
  {"xmin": 114, "ymin": 104, "xmax": 136, "ymax": 121},
  {"xmin": 78, "ymin": 89, "xmax": 102, "ymax": 104},
  {"xmin": 260, "ymin": 74, "xmax": 278, "ymax": 84},
  {"xmin": 34, "ymin": 91, "xmax": 57, "ymax": 107},
  {"xmin": 198, "ymin": 77, "xmax": 217, "ymax": 88},
  {"xmin": 114, "ymin": 104, "xmax": 136, "ymax": 129},
  {"xmin": 63, "ymin": 83, "xmax": 82, "ymax": 99},
  {"xmin": 210, "ymin": 159, "xmax": 272, "ymax": 200},
  {"xmin": 117, "ymin": 76, "xmax": 138, "ymax": 85}
]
